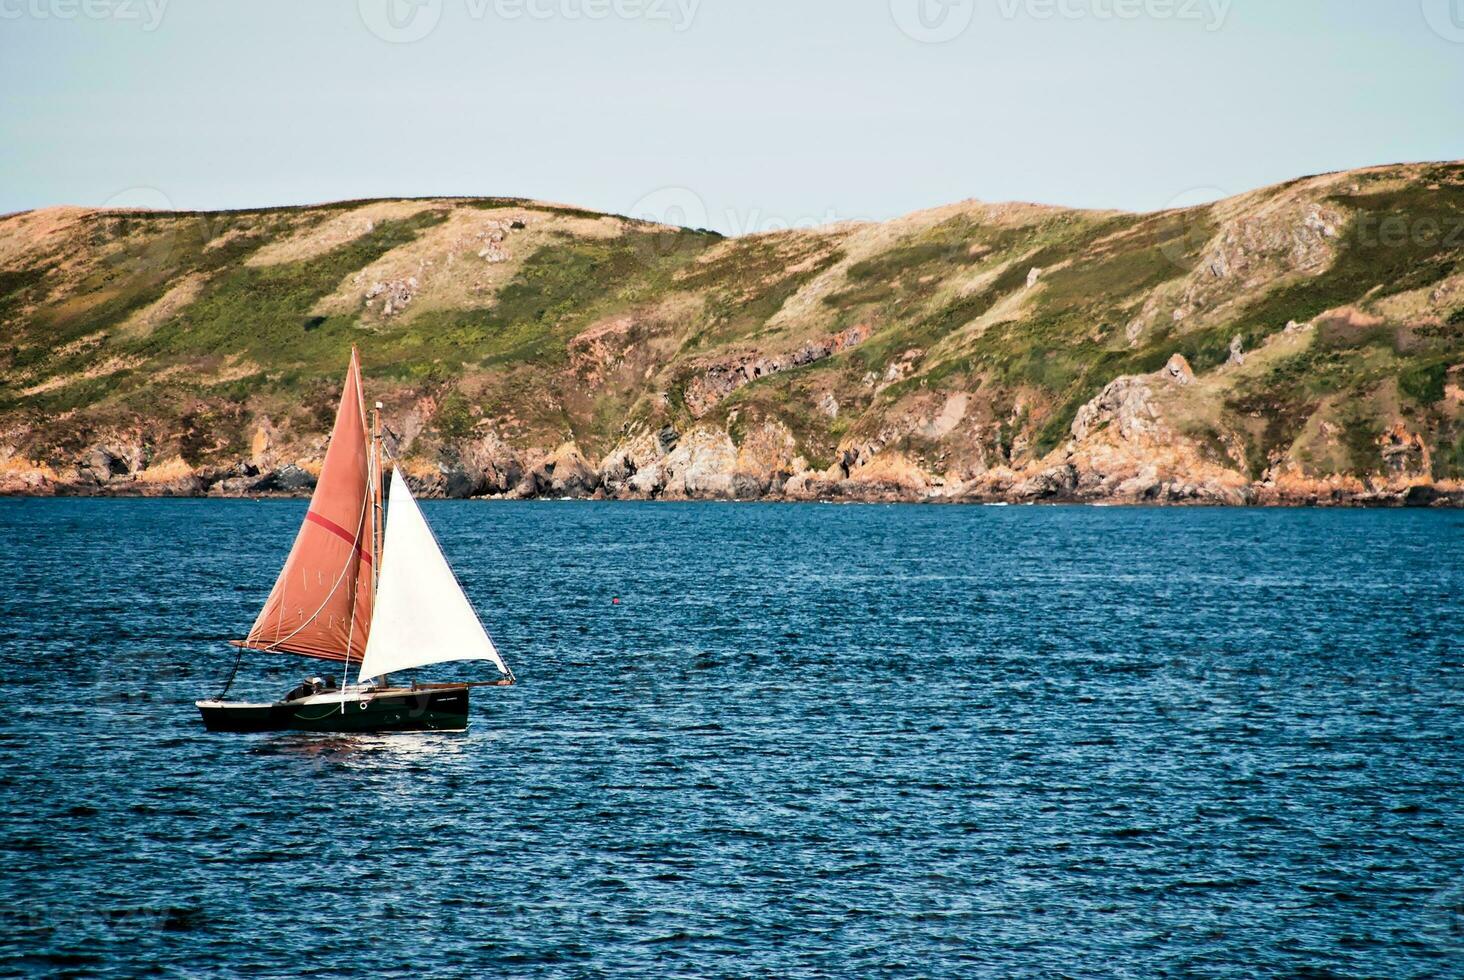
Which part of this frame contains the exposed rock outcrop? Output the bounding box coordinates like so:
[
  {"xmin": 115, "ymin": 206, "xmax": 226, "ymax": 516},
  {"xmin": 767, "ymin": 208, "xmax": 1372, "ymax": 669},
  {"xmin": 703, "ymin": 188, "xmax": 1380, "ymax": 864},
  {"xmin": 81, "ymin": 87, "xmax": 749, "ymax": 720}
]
[
  {"xmin": 684, "ymin": 324, "xmax": 872, "ymax": 418},
  {"xmin": 251, "ymin": 464, "xmax": 316, "ymax": 493},
  {"xmin": 365, "ymin": 276, "xmax": 419, "ymax": 316},
  {"xmin": 1378, "ymin": 423, "xmax": 1431, "ymax": 479},
  {"xmin": 1054, "ymin": 353, "xmax": 1251, "ymax": 504},
  {"xmin": 518, "ymin": 443, "xmax": 600, "ymax": 498},
  {"xmin": 1013, "ymin": 464, "xmax": 1078, "ymax": 500}
]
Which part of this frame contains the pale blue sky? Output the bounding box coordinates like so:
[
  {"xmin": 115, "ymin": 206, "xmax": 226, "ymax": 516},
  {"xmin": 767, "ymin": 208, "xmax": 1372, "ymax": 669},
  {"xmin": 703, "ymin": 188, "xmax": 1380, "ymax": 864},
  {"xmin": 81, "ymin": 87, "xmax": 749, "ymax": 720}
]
[{"xmin": 2, "ymin": 0, "xmax": 1461, "ymax": 234}]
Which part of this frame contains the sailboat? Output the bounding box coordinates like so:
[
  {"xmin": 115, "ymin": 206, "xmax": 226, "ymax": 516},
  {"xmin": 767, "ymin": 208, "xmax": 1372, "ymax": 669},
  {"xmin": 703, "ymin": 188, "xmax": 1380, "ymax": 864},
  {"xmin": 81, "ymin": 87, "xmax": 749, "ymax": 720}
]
[{"xmin": 196, "ymin": 349, "xmax": 514, "ymax": 733}]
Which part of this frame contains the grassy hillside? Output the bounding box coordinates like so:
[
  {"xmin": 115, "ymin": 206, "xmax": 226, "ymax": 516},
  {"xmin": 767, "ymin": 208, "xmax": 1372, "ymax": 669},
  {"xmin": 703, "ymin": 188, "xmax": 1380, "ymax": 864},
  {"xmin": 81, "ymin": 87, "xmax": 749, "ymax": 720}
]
[{"xmin": 1, "ymin": 163, "xmax": 1462, "ymax": 502}]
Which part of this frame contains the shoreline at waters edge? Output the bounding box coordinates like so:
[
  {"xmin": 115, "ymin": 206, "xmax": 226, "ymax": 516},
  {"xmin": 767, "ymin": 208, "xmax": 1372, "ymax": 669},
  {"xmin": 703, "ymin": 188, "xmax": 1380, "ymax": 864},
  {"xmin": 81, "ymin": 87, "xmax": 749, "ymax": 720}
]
[{"xmin": 3, "ymin": 484, "xmax": 1461, "ymax": 509}]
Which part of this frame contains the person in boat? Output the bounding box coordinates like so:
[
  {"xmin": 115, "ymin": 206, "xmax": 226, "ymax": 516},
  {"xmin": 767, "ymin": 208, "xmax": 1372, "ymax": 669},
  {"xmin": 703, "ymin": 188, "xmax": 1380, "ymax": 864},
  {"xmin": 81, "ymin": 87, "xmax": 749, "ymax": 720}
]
[{"xmin": 284, "ymin": 677, "xmax": 326, "ymax": 702}]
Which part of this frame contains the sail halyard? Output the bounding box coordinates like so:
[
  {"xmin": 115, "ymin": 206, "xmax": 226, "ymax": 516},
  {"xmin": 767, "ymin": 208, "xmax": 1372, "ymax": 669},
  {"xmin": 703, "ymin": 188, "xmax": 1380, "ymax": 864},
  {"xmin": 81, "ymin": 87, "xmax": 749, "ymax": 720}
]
[
  {"xmin": 240, "ymin": 349, "xmax": 376, "ymax": 664},
  {"xmin": 371, "ymin": 401, "xmax": 384, "ymax": 591},
  {"xmin": 356, "ymin": 468, "xmax": 510, "ymax": 684}
]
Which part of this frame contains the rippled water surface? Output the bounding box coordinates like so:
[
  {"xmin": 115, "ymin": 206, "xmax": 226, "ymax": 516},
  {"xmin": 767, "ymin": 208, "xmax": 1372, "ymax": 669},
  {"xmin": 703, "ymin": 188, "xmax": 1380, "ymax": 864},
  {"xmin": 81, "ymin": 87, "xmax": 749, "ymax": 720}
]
[{"xmin": 1, "ymin": 500, "xmax": 1461, "ymax": 977}]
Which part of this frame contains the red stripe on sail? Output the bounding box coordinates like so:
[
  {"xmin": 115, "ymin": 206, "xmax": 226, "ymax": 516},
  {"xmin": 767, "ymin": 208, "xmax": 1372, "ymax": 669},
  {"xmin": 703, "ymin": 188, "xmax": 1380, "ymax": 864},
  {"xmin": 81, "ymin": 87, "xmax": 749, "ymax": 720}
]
[{"xmin": 304, "ymin": 510, "xmax": 373, "ymax": 565}]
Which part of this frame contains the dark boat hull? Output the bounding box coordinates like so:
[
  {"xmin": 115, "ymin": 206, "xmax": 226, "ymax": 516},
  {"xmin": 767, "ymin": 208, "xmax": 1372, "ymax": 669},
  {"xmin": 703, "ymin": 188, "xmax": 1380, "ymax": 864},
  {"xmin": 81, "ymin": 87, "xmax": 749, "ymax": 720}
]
[{"xmin": 197, "ymin": 687, "xmax": 469, "ymax": 733}]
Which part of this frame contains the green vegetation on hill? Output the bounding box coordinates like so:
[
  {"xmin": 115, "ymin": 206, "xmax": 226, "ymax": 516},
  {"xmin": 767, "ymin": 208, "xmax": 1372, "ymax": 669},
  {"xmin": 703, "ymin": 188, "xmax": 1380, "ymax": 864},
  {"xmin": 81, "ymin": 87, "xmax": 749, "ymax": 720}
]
[
  {"xmin": 134, "ymin": 210, "xmax": 449, "ymax": 373},
  {"xmin": 405, "ymin": 229, "xmax": 715, "ymax": 375},
  {"xmin": 0, "ymin": 165, "xmax": 1461, "ymax": 492}
]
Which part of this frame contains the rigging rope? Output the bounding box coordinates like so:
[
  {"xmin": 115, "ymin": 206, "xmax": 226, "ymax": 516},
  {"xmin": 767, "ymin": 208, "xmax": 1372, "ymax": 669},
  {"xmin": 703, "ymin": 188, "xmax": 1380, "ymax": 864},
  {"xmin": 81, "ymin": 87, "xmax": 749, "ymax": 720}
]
[{"xmin": 215, "ymin": 643, "xmax": 246, "ymax": 701}]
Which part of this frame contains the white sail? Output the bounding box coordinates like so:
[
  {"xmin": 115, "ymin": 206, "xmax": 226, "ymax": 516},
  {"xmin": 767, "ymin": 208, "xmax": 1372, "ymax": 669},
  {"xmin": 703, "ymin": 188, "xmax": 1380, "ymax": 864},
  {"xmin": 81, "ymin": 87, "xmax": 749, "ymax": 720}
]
[{"xmin": 357, "ymin": 468, "xmax": 509, "ymax": 682}]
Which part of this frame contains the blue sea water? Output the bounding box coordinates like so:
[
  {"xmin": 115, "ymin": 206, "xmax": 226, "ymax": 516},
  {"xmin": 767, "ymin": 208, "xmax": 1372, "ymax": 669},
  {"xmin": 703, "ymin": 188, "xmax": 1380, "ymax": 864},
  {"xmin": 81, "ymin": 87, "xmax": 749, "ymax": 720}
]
[{"xmin": 0, "ymin": 499, "xmax": 1460, "ymax": 978}]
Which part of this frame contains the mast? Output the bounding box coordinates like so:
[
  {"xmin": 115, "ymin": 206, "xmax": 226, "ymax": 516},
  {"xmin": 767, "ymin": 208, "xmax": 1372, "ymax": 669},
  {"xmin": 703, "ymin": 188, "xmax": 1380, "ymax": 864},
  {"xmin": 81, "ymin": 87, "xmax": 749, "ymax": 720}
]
[
  {"xmin": 372, "ymin": 399, "xmax": 389, "ymax": 689},
  {"xmin": 372, "ymin": 401, "xmax": 384, "ymax": 589}
]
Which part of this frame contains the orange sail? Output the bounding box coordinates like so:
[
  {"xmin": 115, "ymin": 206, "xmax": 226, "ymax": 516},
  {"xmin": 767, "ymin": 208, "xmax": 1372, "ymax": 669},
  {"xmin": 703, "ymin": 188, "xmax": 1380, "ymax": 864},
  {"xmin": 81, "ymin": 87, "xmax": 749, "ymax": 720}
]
[{"xmin": 241, "ymin": 350, "xmax": 375, "ymax": 664}]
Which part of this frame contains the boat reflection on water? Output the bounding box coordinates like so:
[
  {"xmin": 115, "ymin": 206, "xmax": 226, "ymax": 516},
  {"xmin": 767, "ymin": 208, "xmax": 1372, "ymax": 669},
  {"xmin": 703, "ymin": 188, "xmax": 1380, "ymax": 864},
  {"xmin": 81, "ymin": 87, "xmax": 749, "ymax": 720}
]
[{"xmin": 245, "ymin": 730, "xmax": 470, "ymax": 768}]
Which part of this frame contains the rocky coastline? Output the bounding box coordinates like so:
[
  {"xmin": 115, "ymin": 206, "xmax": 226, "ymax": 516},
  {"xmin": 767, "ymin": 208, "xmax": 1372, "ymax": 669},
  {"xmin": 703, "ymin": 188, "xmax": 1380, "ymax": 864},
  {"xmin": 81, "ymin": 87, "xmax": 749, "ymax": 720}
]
[
  {"xmin": 5, "ymin": 457, "xmax": 1459, "ymax": 508},
  {"xmin": 7, "ymin": 351, "xmax": 1460, "ymax": 508}
]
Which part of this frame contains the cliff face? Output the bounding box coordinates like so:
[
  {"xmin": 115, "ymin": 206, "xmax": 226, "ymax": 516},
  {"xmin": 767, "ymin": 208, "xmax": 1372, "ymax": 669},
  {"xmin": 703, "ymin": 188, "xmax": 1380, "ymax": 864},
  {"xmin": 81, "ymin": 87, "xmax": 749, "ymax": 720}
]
[{"xmin": 2, "ymin": 163, "xmax": 1463, "ymax": 506}]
